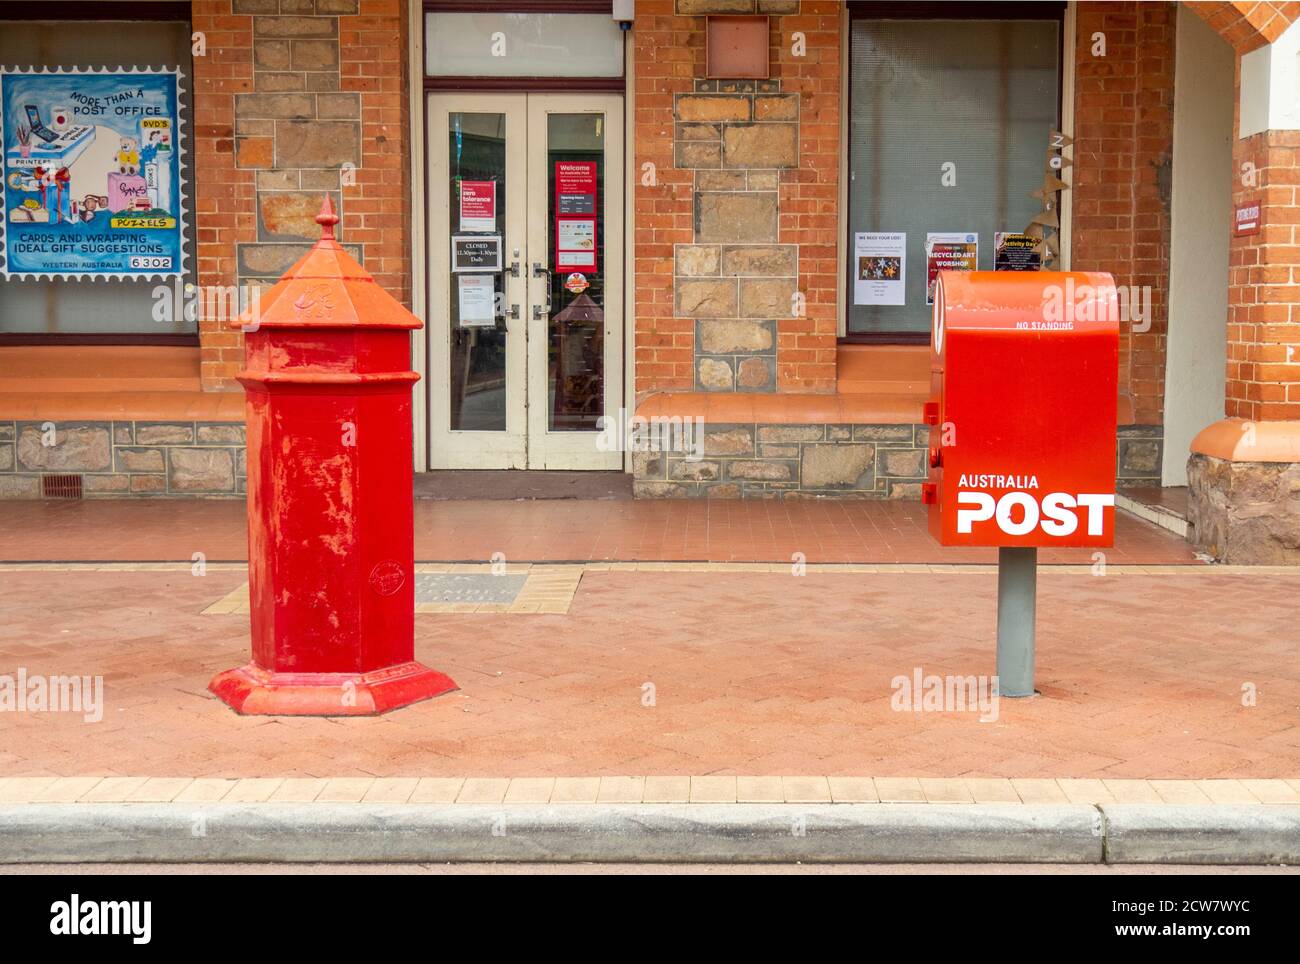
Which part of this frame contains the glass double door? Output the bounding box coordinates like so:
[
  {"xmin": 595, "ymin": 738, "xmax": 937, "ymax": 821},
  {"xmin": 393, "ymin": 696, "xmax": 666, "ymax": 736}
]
[{"xmin": 426, "ymin": 93, "xmax": 623, "ymax": 469}]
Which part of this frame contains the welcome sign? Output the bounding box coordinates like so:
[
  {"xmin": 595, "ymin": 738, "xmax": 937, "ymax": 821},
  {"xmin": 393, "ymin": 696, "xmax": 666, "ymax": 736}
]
[{"xmin": 0, "ymin": 67, "xmax": 186, "ymax": 279}]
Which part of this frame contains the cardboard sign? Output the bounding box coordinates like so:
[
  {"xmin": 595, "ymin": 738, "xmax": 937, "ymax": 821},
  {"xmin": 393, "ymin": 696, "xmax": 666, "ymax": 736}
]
[
  {"xmin": 459, "ymin": 180, "xmax": 495, "ymax": 232},
  {"xmin": 451, "ymin": 235, "xmax": 501, "ymax": 272},
  {"xmin": 555, "ymin": 161, "xmax": 597, "ymax": 270},
  {"xmin": 1234, "ymin": 199, "xmax": 1261, "ymax": 237}
]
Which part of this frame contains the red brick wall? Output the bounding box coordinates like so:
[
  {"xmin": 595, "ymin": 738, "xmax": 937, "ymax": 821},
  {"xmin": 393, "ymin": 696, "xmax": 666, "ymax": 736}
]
[
  {"xmin": 192, "ymin": 1, "xmax": 256, "ymax": 391},
  {"xmin": 341, "ymin": 0, "xmax": 411, "ymax": 306},
  {"xmin": 632, "ymin": 1, "xmax": 700, "ymax": 394},
  {"xmin": 632, "ymin": 0, "xmax": 841, "ymax": 397},
  {"xmin": 1071, "ymin": 0, "xmax": 1175, "ymax": 426},
  {"xmin": 1227, "ymin": 124, "xmax": 1300, "ymax": 421},
  {"xmin": 775, "ymin": 0, "xmax": 840, "ymax": 393},
  {"xmin": 192, "ymin": 0, "xmax": 411, "ymax": 392}
]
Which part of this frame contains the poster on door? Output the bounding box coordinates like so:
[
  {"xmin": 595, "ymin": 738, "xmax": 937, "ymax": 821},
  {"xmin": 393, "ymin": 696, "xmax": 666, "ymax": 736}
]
[
  {"xmin": 456, "ymin": 273, "xmax": 496, "ymax": 327},
  {"xmin": 555, "ymin": 160, "xmax": 597, "ymax": 270},
  {"xmin": 1, "ymin": 67, "xmax": 186, "ymax": 279},
  {"xmin": 458, "ymin": 180, "xmax": 495, "ymax": 232}
]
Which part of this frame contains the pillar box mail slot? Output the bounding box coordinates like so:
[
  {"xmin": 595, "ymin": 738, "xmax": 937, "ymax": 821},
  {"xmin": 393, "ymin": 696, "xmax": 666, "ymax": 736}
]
[{"xmin": 924, "ymin": 271, "xmax": 1119, "ymax": 549}]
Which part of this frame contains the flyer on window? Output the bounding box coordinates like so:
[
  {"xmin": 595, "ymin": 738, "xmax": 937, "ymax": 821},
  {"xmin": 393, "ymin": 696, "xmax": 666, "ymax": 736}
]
[
  {"xmin": 853, "ymin": 231, "xmax": 906, "ymax": 306},
  {"xmin": 1, "ymin": 67, "xmax": 186, "ymax": 279},
  {"xmin": 994, "ymin": 231, "xmax": 1041, "ymax": 271},
  {"xmin": 925, "ymin": 232, "xmax": 978, "ymax": 305}
]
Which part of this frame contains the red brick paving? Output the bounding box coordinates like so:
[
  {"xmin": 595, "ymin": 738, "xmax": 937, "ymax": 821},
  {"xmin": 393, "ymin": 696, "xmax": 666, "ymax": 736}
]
[
  {"xmin": 0, "ymin": 499, "xmax": 1199, "ymax": 565},
  {"xmin": 0, "ymin": 567, "xmax": 1293, "ymax": 779}
]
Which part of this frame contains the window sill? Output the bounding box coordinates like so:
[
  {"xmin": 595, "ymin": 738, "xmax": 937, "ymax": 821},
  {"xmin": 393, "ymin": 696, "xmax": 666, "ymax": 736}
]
[
  {"xmin": 0, "ymin": 344, "xmax": 241, "ymax": 420},
  {"xmin": 838, "ymin": 332, "xmax": 931, "ymax": 346},
  {"xmin": 0, "ymin": 333, "xmax": 199, "ymax": 347}
]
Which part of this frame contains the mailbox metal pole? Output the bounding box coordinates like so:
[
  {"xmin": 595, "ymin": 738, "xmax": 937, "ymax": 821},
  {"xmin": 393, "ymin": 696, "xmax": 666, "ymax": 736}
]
[{"xmin": 996, "ymin": 547, "xmax": 1037, "ymax": 697}]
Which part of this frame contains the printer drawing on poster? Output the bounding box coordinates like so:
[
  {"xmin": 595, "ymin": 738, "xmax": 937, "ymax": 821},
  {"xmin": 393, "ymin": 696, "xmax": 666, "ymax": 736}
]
[{"xmin": 1, "ymin": 67, "xmax": 186, "ymax": 279}]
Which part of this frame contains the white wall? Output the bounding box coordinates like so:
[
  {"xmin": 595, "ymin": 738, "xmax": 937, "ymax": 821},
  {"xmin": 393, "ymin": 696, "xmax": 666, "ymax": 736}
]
[{"xmin": 1163, "ymin": 8, "xmax": 1233, "ymax": 485}]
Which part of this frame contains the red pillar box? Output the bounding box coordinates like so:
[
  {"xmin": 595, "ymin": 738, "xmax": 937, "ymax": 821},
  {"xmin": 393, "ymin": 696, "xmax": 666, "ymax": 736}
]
[
  {"xmin": 924, "ymin": 271, "xmax": 1120, "ymax": 548},
  {"xmin": 209, "ymin": 198, "xmax": 456, "ymax": 715}
]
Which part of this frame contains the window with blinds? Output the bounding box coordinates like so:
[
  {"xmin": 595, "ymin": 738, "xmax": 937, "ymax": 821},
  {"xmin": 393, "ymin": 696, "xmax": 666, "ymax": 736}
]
[{"xmin": 846, "ymin": 14, "xmax": 1062, "ymax": 338}]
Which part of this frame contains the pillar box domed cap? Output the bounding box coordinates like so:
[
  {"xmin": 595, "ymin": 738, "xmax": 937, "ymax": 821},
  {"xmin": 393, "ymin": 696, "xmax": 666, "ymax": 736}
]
[{"xmin": 229, "ymin": 196, "xmax": 422, "ymax": 332}]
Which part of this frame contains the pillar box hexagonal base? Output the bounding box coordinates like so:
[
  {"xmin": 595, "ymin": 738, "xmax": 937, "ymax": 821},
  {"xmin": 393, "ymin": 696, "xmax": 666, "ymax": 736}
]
[
  {"xmin": 210, "ymin": 662, "xmax": 458, "ymax": 716},
  {"xmin": 209, "ymin": 197, "xmax": 456, "ymax": 716}
]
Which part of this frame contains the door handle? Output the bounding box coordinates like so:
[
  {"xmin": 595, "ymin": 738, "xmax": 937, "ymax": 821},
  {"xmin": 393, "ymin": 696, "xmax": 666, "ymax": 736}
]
[{"xmin": 532, "ymin": 263, "xmax": 551, "ymax": 320}]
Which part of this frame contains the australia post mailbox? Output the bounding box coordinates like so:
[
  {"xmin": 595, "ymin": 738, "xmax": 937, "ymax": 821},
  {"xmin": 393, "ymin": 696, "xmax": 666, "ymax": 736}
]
[
  {"xmin": 924, "ymin": 271, "xmax": 1119, "ymax": 548},
  {"xmin": 924, "ymin": 270, "xmax": 1119, "ymax": 697}
]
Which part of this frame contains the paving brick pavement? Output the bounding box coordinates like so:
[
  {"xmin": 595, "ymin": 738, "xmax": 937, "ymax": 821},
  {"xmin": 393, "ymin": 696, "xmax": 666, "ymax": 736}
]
[
  {"xmin": 0, "ymin": 499, "xmax": 1198, "ymax": 565},
  {"xmin": 0, "ymin": 566, "xmax": 1294, "ymax": 780}
]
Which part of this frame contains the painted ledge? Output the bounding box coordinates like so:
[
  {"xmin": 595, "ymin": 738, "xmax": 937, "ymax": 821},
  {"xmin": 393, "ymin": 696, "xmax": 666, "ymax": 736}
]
[
  {"xmin": 636, "ymin": 392, "xmax": 924, "ymax": 425},
  {"xmin": 1191, "ymin": 417, "xmax": 1300, "ymax": 462},
  {"xmin": 0, "ymin": 390, "xmax": 243, "ymax": 421}
]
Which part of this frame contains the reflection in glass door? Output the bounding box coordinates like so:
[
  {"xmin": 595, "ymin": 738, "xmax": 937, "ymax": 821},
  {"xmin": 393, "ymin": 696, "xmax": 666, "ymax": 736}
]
[
  {"xmin": 448, "ymin": 112, "xmax": 507, "ymax": 433},
  {"xmin": 526, "ymin": 94, "xmax": 623, "ymax": 469},
  {"xmin": 428, "ymin": 94, "xmax": 527, "ymax": 468},
  {"xmin": 546, "ymin": 115, "xmax": 605, "ymax": 432}
]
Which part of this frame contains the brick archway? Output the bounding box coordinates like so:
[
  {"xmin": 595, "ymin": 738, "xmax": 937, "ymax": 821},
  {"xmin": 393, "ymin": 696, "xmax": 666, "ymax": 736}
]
[
  {"xmin": 1185, "ymin": 1, "xmax": 1300, "ymax": 52},
  {"xmin": 1177, "ymin": 2, "xmax": 1300, "ymax": 562}
]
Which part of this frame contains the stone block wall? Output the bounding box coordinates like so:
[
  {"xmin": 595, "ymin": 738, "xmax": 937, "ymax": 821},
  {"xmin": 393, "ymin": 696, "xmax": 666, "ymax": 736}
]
[
  {"xmin": 632, "ymin": 424, "xmax": 1150, "ymax": 498},
  {"xmin": 1188, "ymin": 453, "xmax": 1300, "ymax": 563},
  {"xmin": 674, "ymin": 85, "xmax": 798, "ymax": 392},
  {"xmin": 633, "ymin": 423, "xmax": 929, "ymax": 498},
  {"xmin": 0, "ymin": 421, "xmax": 245, "ymax": 499}
]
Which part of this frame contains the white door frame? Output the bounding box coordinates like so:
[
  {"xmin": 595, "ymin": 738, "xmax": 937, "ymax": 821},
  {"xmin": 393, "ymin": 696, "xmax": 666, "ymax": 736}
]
[{"xmin": 424, "ymin": 91, "xmax": 623, "ymax": 470}]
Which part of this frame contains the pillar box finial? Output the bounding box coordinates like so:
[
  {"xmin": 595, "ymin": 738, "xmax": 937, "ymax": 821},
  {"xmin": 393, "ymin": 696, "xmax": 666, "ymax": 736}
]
[
  {"xmin": 208, "ymin": 195, "xmax": 456, "ymax": 715},
  {"xmin": 316, "ymin": 194, "xmax": 339, "ymax": 241}
]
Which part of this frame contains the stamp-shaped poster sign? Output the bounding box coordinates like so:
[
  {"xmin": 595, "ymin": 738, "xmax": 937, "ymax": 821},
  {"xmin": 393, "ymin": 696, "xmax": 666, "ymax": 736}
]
[{"xmin": 1, "ymin": 67, "xmax": 186, "ymax": 279}]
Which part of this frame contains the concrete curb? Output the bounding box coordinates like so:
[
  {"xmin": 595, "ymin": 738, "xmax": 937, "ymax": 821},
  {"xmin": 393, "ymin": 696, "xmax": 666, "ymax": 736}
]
[
  {"xmin": 1101, "ymin": 805, "xmax": 1300, "ymax": 864},
  {"xmin": 2, "ymin": 803, "xmax": 1296, "ymax": 864},
  {"xmin": 0, "ymin": 803, "xmax": 1103, "ymax": 864}
]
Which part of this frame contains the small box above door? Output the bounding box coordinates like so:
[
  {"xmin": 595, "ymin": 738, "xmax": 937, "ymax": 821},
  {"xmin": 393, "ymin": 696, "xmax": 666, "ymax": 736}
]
[{"xmin": 706, "ymin": 15, "xmax": 770, "ymax": 80}]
